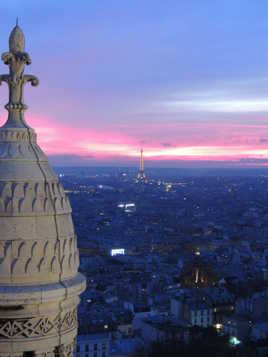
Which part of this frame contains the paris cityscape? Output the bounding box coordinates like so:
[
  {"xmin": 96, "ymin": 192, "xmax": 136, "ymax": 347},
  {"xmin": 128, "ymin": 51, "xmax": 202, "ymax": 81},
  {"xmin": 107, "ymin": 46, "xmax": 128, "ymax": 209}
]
[
  {"xmin": 1, "ymin": 1, "xmax": 268, "ymax": 357},
  {"xmin": 57, "ymin": 163, "xmax": 268, "ymax": 356}
]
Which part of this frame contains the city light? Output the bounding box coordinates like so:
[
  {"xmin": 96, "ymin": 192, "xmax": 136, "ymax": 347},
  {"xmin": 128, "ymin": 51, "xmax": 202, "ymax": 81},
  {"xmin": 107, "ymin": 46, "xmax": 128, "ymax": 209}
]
[
  {"xmin": 110, "ymin": 249, "xmax": 125, "ymax": 256},
  {"xmin": 229, "ymin": 336, "xmax": 241, "ymax": 346},
  {"xmin": 125, "ymin": 203, "xmax": 135, "ymax": 208},
  {"xmin": 215, "ymin": 323, "xmax": 222, "ymax": 330},
  {"xmin": 117, "ymin": 202, "xmax": 136, "ymax": 213}
]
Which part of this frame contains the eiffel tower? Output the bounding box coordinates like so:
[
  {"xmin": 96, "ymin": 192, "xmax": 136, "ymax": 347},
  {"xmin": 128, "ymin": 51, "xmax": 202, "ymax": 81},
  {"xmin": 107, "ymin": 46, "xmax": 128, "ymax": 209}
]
[{"xmin": 136, "ymin": 148, "xmax": 147, "ymax": 182}]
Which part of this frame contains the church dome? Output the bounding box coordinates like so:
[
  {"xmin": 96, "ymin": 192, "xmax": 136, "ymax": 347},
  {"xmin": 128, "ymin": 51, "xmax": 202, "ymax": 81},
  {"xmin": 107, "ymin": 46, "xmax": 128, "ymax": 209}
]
[
  {"xmin": 0, "ymin": 23, "xmax": 85, "ymax": 356},
  {"xmin": 0, "ymin": 25, "xmax": 81, "ymax": 286}
]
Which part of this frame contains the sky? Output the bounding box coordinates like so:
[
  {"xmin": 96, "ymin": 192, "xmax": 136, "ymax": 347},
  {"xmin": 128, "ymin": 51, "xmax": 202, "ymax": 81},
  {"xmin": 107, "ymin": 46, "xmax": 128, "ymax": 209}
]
[{"xmin": 0, "ymin": 0, "xmax": 268, "ymax": 167}]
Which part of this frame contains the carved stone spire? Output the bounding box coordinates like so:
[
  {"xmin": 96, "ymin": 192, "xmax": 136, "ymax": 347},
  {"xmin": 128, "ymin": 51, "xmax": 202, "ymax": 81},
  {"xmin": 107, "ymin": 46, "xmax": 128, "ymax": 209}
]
[
  {"xmin": 0, "ymin": 23, "xmax": 39, "ymax": 128},
  {"xmin": 9, "ymin": 21, "xmax": 24, "ymax": 52}
]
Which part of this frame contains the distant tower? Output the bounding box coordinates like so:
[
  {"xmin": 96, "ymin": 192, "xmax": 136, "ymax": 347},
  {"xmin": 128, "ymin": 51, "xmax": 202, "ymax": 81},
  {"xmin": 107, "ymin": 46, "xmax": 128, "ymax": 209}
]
[
  {"xmin": 136, "ymin": 149, "xmax": 147, "ymax": 182},
  {"xmin": 0, "ymin": 23, "xmax": 86, "ymax": 356}
]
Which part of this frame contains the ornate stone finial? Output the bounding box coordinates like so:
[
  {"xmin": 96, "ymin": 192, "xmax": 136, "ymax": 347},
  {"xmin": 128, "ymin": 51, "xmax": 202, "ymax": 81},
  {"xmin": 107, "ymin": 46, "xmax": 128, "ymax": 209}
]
[
  {"xmin": 0, "ymin": 23, "xmax": 39, "ymax": 128},
  {"xmin": 9, "ymin": 22, "xmax": 25, "ymax": 53}
]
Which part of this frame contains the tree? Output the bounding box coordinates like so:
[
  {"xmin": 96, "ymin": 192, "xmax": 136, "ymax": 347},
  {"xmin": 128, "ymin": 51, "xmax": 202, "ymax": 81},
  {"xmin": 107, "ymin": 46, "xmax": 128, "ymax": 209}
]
[{"xmin": 133, "ymin": 327, "xmax": 253, "ymax": 357}]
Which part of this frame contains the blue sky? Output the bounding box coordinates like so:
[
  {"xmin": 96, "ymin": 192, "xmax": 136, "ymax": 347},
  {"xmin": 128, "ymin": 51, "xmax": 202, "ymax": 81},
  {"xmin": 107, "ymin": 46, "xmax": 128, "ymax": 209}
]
[{"xmin": 0, "ymin": 1, "xmax": 268, "ymax": 166}]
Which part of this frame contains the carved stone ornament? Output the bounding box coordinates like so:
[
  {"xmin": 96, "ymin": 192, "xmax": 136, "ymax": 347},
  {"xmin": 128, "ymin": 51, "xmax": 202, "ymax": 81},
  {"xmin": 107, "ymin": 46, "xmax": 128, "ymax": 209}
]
[
  {"xmin": 0, "ymin": 308, "xmax": 77, "ymax": 339},
  {"xmin": 56, "ymin": 341, "xmax": 75, "ymax": 357},
  {"xmin": 0, "ymin": 24, "xmax": 39, "ymax": 127}
]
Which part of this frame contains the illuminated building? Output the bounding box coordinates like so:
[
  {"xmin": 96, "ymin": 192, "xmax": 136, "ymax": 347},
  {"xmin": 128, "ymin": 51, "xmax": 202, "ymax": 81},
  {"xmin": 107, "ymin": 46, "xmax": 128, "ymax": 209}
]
[
  {"xmin": 180, "ymin": 257, "xmax": 218, "ymax": 288},
  {"xmin": 110, "ymin": 249, "xmax": 125, "ymax": 256},
  {"xmin": 136, "ymin": 149, "xmax": 147, "ymax": 183},
  {"xmin": 74, "ymin": 333, "xmax": 111, "ymax": 357},
  {"xmin": 171, "ymin": 297, "xmax": 214, "ymax": 328}
]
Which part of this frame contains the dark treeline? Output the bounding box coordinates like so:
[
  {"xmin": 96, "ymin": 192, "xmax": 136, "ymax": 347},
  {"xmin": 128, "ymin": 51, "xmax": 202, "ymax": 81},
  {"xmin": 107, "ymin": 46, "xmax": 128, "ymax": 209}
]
[{"xmin": 133, "ymin": 327, "xmax": 255, "ymax": 357}]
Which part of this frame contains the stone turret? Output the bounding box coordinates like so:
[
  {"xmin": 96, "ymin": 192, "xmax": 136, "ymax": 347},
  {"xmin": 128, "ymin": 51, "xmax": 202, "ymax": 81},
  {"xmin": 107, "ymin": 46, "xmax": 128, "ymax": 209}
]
[{"xmin": 0, "ymin": 23, "xmax": 86, "ymax": 357}]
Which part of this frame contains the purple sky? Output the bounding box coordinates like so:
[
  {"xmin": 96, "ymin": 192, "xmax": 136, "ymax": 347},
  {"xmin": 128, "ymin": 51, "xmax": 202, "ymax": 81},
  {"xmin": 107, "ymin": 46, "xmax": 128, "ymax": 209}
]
[{"xmin": 1, "ymin": 1, "xmax": 268, "ymax": 167}]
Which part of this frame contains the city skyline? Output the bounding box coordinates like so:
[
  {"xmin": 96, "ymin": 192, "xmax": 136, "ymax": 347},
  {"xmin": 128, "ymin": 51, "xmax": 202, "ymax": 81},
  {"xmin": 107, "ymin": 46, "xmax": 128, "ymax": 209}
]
[{"xmin": 1, "ymin": 1, "xmax": 268, "ymax": 167}]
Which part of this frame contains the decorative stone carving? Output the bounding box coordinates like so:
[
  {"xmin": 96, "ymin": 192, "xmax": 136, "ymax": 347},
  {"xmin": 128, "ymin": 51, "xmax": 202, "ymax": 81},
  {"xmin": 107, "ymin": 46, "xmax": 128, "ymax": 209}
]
[
  {"xmin": 56, "ymin": 341, "xmax": 75, "ymax": 357},
  {"xmin": 0, "ymin": 180, "xmax": 71, "ymax": 215},
  {"xmin": 0, "ymin": 24, "xmax": 39, "ymax": 121},
  {"xmin": 35, "ymin": 351, "xmax": 54, "ymax": 357},
  {"xmin": 0, "ymin": 308, "xmax": 77, "ymax": 339},
  {"xmin": 1, "ymin": 237, "xmax": 79, "ymax": 281},
  {"xmin": 0, "ymin": 130, "xmax": 36, "ymax": 142}
]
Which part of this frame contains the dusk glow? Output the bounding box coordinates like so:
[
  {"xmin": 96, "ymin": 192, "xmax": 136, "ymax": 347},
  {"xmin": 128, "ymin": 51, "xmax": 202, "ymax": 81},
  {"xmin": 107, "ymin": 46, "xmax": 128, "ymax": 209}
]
[
  {"xmin": 1, "ymin": 1, "xmax": 268, "ymax": 167},
  {"xmin": 24, "ymin": 115, "xmax": 268, "ymax": 166}
]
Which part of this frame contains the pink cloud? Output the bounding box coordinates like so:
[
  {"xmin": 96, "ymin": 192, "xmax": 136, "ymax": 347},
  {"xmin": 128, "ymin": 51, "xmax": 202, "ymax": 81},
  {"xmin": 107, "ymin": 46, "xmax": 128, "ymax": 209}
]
[
  {"xmin": 27, "ymin": 115, "xmax": 136, "ymax": 157},
  {"xmin": 1, "ymin": 114, "xmax": 267, "ymax": 165}
]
